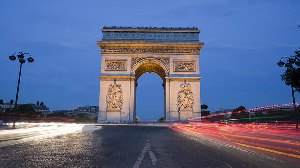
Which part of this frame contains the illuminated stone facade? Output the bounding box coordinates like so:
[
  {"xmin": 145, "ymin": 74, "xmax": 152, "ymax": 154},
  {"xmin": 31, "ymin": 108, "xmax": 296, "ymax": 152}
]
[{"xmin": 97, "ymin": 27, "xmax": 204, "ymax": 123}]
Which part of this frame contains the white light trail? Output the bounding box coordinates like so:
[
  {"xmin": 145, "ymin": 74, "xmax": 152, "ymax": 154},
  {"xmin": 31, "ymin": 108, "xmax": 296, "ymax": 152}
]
[{"xmin": 0, "ymin": 123, "xmax": 101, "ymax": 147}]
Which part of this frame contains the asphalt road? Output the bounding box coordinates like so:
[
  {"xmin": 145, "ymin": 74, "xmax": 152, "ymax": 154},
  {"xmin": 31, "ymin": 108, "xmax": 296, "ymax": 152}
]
[{"xmin": 0, "ymin": 125, "xmax": 298, "ymax": 168}]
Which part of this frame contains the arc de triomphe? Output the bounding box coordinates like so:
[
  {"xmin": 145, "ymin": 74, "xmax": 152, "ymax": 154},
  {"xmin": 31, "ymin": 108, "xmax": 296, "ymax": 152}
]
[{"xmin": 97, "ymin": 27, "xmax": 204, "ymax": 123}]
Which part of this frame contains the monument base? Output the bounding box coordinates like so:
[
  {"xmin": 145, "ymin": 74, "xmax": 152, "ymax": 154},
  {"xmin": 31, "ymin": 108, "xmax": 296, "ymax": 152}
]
[{"xmin": 179, "ymin": 110, "xmax": 193, "ymax": 121}]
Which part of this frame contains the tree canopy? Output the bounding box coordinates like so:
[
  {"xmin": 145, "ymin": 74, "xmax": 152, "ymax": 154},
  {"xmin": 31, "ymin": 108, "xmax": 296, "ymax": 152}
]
[
  {"xmin": 280, "ymin": 48, "xmax": 300, "ymax": 93},
  {"xmin": 201, "ymin": 104, "xmax": 208, "ymax": 109},
  {"xmin": 233, "ymin": 106, "xmax": 246, "ymax": 112},
  {"xmin": 17, "ymin": 104, "xmax": 36, "ymax": 114}
]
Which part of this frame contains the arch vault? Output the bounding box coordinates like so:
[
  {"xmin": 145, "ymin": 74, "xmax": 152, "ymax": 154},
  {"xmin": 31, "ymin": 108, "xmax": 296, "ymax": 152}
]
[{"xmin": 97, "ymin": 27, "xmax": 204, "ymax": 123}]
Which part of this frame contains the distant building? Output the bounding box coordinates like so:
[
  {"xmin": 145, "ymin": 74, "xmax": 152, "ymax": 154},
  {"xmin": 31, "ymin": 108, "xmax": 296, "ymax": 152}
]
[
  {"xmin": 52, "ymin": 106, "xmax": 99, "ymax": 119},
  {"xmin": 0, "ymin": 103, "xmax": 17, "ymax": 112},
  {"xmin": 30, "ymin": 104, "xmax": 50, "ymax": 116},
  {"xmin": 214, "ymin": 108, "xmax": 233, "ymax": 114},
  {"xmin": 74, "ymin": 106, "xmax": 99, "ymax": 119},
  {"xmin": 52, "ymin": 110, "xmax": 74, "ymax": 116},
  {"xmin": 0, "ymin": 102, "xmax": 50, "ymax": 116}
]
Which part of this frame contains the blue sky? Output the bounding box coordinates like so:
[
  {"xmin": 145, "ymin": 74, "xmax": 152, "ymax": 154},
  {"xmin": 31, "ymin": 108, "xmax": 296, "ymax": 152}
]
[{"xmin": 0, "ymin": 0, "xmax": 299, "ymax": 120}]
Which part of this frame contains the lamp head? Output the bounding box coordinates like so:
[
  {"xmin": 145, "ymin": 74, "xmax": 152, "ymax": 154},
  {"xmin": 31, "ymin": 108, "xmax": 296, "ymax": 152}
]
[
  {"xmin": 17, "ymin": 52, "xmax": 24, "ymax": 59},
  {"xmin": 9, "ymin": 55, "xmax": 16, "ymax": 61},
  {"xmin": 27, "ymin": 56, "xmax": 34, "ymax": 63}
]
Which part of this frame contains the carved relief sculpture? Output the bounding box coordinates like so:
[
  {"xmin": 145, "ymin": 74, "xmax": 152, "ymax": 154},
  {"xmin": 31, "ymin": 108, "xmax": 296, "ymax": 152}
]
[
  {"xmin": 106, "ymin": 61, "xmax": 126, "ymax": 71},
  {"xmin": 174, "ymin": 61, "xmax": 195, "ymax": 72},
  {"xmin": 177, "ymin": 83, "xmax": 194, "ymax": 110},
  {"xmin": 106, "ymin": 83, "xmax": 123, "ymax": 109},
  {"xmin": 131, "ymin": 57, "xmax": 169, "ymax": 69}
]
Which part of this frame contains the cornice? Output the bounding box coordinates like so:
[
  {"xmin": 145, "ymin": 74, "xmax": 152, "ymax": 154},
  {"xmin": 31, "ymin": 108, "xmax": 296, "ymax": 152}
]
[
  {"xmin": 97, "ymin": 41, "xmax": 204, "ymax": 46},
  {"xmin": 101, "ymin": 29, "xmax": 200, "ymax": 33}
]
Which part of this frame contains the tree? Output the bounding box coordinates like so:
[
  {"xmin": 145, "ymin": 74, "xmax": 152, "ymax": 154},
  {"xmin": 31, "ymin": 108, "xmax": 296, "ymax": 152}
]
[
  {"xmin": 40, "ymin": 102, "xmax": 44, "ymax": 106},
  {"xmin": 201, "ymin": 104, "xmax": 208, "ymax": 109},
  {"xmin": 233, "ymin": 106, "xmax": 246, "ymax": 112},
  {"xmin": 5, "ymin": 108, "xmax": 12, "ymax": 113},
  {"xmin": 280, "ymin": 48, "xmax": 300, "ymax": 93},
  {"xmin": 17, "ymin": 104, "xmax": 35, "ymax": 114},
  {"xmin": 37, "ymin": 101, "xmax": 39, "ymax": 105},
  {"xmin": 0, "ymin": 99, "xmax": 3, "ymax": 104},
  {"xmin": 231, "ymin": 106, "xmax": 247, "ymax": 122},
  {"xmin": 201, "ymin": 110, "xmax": 211, "ymax": 116},
  {"xmin": 10, "ymin": 99, "xmax": 14, "ymax": 105}
]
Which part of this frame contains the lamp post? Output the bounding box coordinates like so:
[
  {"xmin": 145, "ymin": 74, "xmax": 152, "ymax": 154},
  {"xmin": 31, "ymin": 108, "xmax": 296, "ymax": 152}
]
[
  {"xmin": 277, "ymin": 55, "xmax": 300, "ymax": 128},
  {"xmin": 9, "ymin": 52, "xmax": 34, "ymax": 128}
]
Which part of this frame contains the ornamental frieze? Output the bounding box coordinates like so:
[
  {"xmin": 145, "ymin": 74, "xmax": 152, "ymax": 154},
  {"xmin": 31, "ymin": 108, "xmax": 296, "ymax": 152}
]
[
  {"xmin": 177, "ymin": 83, "xmax": 194, "ymax": 110},
  {"xmin": 105, "ymin": 60, "xmax": 126, "ymax": 71},
  {"xmin": 106, "ymin": 83, "xmax": 123, "ymax": 109},
  {"xmin": 99, "ymin": 45, "xmax": 201, "ymax": 54},
  {"xmin": 174, "ymin": 61, "xmax": 195, "ymax": 72},
  {"xmin": 131, "ymin": 57, "xmax": 169, "ymax": 69}
]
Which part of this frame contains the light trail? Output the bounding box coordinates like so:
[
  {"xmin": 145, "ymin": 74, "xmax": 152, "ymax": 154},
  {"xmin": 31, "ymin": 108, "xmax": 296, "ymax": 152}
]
[
  {"xmin": 170, "ymin": 123, "xmax": 300, "ymax": 161},
  {"xmin": 0, "ymin": 123, "xmax": 99, "ymax": 147},
  {"xmin": 234, "ymin": 142, "xmax": 300, "ymax": 159}
]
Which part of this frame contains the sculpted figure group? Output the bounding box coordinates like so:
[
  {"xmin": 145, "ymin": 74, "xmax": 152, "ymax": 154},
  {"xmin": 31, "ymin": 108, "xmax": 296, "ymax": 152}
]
[
  {"xmin": 106, "ymin": 83, "xmax": 123, "ymax": 109},
  {"xmin": 177, "ymin": 83, "xmax": 194, "ymax": 110}
]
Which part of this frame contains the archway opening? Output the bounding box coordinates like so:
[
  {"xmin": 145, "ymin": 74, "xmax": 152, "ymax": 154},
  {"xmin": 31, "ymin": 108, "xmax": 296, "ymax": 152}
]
[{"xmin": 134, "ymin": 62, "xmax": 166, "ymax": 122}]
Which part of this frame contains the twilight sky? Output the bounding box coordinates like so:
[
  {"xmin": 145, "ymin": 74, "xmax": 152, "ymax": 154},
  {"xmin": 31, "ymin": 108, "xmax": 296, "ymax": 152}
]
[{"xmin": 0, "ymin": 0, "xmax": 299, "ymax": 120}]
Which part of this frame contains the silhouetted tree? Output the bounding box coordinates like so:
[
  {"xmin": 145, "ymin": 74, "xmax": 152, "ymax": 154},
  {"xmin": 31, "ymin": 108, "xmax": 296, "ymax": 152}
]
[
  {"xmin": 5, "ymin": 108, "xmax": 12, "ymax": 113},
  {"xmin": 233, "ymin": 106, "xmax": 246, "ymax": 112},
  {"xmin": 0, "ymin": 99, "xmax": 3, "ymax": 104},
  {"xmin": 279, "ymin": 26, "xmax": 300, "ymax": 93},
  {"xmin": 37, "ymin": 101, "xmax": 39, "ymax": 105},
  {"xmin": 48, "ymin": 112, "xmax": 66, "ymax": 117},
  {"xmin": 201, "ymin": 110, "xmax": 211, "ymax": 116},
  {"xmin": 201, "ymin": 104, "xmax": 208, "ymax": 109},
  {"xmin": 10, "ymin": 99, "xmax": 14, "ymax": 105},
  {"xmin": 40, "ymin": 102, "xmax": 44, "ymax": 106},
  {"xmin": 17, "ymin": 104, "xmax": 35, "ymax": 114},
  {"xmin": 280, "ymin": 49, "xmax": 300, "ymax": 93}
]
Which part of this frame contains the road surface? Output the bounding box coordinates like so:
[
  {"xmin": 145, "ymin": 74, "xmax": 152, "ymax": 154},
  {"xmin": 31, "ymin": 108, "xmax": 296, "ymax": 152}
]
[{"xmin": 0, "ymin": 125, "xmax": 299, "ymax": 167}]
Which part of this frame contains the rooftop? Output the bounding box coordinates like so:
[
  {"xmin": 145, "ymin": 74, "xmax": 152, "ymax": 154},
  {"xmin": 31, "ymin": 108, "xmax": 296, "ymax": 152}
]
[{"xmin": 102, "ymin": 26, "xmax": 198, "ymax": 30}]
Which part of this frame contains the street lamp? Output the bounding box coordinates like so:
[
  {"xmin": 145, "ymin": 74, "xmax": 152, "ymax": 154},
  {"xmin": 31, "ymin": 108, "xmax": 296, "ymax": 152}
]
[
  {"xmin": 9, "ymin": 52, "xmax": 34, "ymax": 128},
  {"xmin": 277, "ymin": 56, "xmax": 300, "ymax": 128}
]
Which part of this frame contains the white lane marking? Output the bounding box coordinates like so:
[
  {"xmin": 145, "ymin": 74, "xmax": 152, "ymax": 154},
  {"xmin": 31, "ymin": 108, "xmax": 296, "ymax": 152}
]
[{"xmin": 133, "ymin": 143, "xmax": 157, "ymax": 168}]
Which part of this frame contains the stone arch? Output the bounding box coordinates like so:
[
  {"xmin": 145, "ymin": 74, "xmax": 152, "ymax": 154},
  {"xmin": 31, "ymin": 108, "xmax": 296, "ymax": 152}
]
[
  {"xmin": 131, "ymin": 57, "xmax": 169, "ymax": 77},
  {"xmin": 134, "ymin": 62, "xmax": 166, "ymax": 84}
]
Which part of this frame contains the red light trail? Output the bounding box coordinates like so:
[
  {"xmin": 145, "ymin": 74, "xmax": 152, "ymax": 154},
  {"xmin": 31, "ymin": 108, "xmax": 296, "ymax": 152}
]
[{"xmin": 170, "ymin": 123, "xmax": 300, "ymax": 163}]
